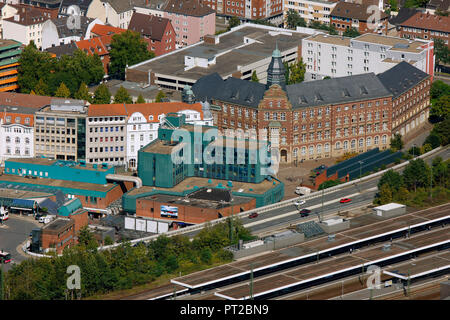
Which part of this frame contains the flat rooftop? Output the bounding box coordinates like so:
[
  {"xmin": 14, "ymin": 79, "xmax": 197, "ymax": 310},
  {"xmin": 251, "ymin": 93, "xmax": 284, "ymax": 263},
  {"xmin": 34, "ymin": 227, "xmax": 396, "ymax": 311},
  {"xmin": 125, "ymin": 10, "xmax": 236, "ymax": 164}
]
[
  {"xmin": 127, "ymin": 176, "xmax": 282, "ymax": 196},
  {"xmin": 42, "ymin": 218, "xmax": 73, "ymax": 232},
  {"xmin": 214, "ymin": 227, "xmax": 449, "ymax": 299},
  {"xmin": 0, "ymin": 188, "xmax": 53, "ymax": 199},
  {"xmin": 170, "ymin": 203, "xmax": 450, "ymax": 289},
  {"xmin": 128, "ymin": 24, "xmax": 307, "ymax": 81},
  {"xmin": 0, "ymin": 174, "xmax": 118, "ymax": 193},
  {"xmin": 6, "ymin": 157, "xmax": 113, "ymax": 172}
]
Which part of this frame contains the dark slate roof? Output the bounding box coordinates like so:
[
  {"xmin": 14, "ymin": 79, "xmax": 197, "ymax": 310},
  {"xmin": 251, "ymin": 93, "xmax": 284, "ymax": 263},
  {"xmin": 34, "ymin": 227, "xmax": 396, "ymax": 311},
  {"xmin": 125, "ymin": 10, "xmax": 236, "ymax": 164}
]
[
  {"xmin": 102, "ymin": 0, "xmax": 147, "ymax": 13},
  {"xmin": 53, "ymin": 16, "xmax": 94, "ymax": 38},
  {"xmin": 377, "ymin": 61, "xmax": 429, "ymax": 99},
  {"xmin": 128, "ymin": 12, "xmax": 171, "ymax": 41},
  {"xmin": 188, "ymin": 187, "xmax": 232, "ymax": 202},
  {"xmin": 45, "ymin": 42, "xmax": 78, "ymax": 57},
  {"xmin": 287, "ymin": 73, "xmax": 392, "ymax": 109},
  {"xmin": 192, "ymin": 73, "xmax": 266, "ymax": 108},
  {"xmin": 59, "ymin": 0, "xmax": 93, "ymax": 14},
  {"xmin": 389, "ymin": 7, "xmax": 421, "ymax": 26}
]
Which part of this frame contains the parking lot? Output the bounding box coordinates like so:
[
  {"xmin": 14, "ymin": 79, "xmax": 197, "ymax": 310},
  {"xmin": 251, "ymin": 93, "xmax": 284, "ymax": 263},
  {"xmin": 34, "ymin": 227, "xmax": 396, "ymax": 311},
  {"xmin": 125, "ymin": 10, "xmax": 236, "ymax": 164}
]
[{"xmin": 0, "ymin": 214, "xmax": 39, "ymax": 271}]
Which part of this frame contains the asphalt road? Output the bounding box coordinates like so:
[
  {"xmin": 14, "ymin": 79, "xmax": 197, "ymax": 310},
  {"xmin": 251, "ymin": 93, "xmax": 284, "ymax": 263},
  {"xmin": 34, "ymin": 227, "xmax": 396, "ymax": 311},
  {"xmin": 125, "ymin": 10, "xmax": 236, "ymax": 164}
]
[{"xmin": 0, "ymin": 215, "xmax": 38, "ymax": 271}]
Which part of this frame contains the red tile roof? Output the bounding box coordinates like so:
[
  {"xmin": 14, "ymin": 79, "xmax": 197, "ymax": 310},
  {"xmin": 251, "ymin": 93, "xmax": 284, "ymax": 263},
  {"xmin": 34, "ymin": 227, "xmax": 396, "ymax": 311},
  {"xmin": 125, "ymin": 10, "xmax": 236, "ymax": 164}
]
[
  {"xmin": 76, "ymin": 37, "xmax": 109, "ymax": 56},
  {"xmin": 88, "ymin": 102, "xmax": 204, "ymax": 121},
  {"xmin": 91, "ymin": 24, "xmax": 127, "ymax": 37},
  {"xmin": 0, "ymin": 92, "xmax": 52, "ymax": 109},
  {"xmin": 400, "ymin": 12, "xmax": 450, "ymax": 33}
]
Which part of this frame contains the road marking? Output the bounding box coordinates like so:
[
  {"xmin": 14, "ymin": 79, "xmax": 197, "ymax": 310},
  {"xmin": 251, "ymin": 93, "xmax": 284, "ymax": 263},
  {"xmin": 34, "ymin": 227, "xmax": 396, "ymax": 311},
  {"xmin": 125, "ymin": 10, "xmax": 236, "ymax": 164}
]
[{"xmin": 244, "ymin": 188, "xmax": 377, "ymax": 228}]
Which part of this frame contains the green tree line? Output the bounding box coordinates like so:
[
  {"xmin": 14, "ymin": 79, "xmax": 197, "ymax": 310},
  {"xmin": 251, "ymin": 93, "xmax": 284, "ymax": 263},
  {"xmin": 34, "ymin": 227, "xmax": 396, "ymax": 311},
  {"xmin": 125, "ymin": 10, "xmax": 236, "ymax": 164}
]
[{"xmin": 3, "ymin": 218, "xmax": 253, "ymax": 300}]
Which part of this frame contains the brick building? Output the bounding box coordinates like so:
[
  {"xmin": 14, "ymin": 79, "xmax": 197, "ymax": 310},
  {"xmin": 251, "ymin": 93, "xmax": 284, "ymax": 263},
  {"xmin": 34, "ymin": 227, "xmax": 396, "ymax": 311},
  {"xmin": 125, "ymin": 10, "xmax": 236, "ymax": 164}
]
[
  {"xmin": 41, "ymin": 218, "xmax": 75, "ymax": 254},
  {"xmin": 203, "ymin": 0, "xmax": 284, "ymax": 22},
  {"xmin": 330, "ymin": 2, "xmax": 389, "ymax": 35},
  {"xmin": 190, "ymin": 47, "xmax": 431, "ymax": 164},
  {"xmin": 136, "ymin": 187, "xmax": 256, "ymax": 224},
  {"xmin": 398, "ymin": 12, "xmax": 450, "ymax": 48},
  {"xmin": 128, "ymin": 12, "xmax": 176, "ymax": 56}
]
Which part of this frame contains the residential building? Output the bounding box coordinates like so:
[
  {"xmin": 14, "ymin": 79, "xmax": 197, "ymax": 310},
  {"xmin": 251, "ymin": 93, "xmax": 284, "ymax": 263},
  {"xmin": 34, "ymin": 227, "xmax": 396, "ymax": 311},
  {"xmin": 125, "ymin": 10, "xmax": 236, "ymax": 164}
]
[
  {"xmin": 302, "ymin": 33, "xmax": 434, "ymax": 81},
  {"xmin": 0, "ymin": 3, "xmax": 20, "ymax": 39},
  {"xmin": 75, "ymin": 35, "xmax": 113, "ymax": 74},
  {"xmin": 398, "ymin": 12, "xmax": 450, "ymax": 48},
  {"xmin": 58, "ymin": 0, "xmax": 106, "ymax": 22},
  {"xmin": 126, "ymin": 23, "xmax": 307, "ymax": 91},
  {"xmin": 34, "ymin": 99, "xmax": 87, "ymax": 161},
  {"xmin": 128, "ymin": 12, "xmax": 176, "ymax": 56},
  {"xmin": 101, "ymin": 0, "xmax": 146, "ymax": 29},
  {"xmin": 125, "ymin": 101, "xmax": 213, "ymax": 170},
  {"xmin": 425, "ymin": 0, "xmax": 450, "ymax": 15},
  {"xmin": 0, "ymin": 39, "xmax": 22, "ymax": 93},
  {"xmin": 283, "ymin": 0, "xmax": 337, "ymax": 26},
  {"xmin": 330, "ymin": 2, "xmax": 389, "ymax": 35},
  {"xmin": 2, "ymin": 5, "xmax": 51, "ymax": 49},
  {"xmin": 135, "ymin": 0, "xmax": 215, "ymax": 48},
  {"xmin": 202, "ymin": 0, "xmax": 284, "ymax": 23},
  {"xmin": 190, "ymin": 47, "xmax": 431, "ymax": 164},
  {"xmin": 41, "ymin": 16, "xmax": 103, "ymax": 50}
]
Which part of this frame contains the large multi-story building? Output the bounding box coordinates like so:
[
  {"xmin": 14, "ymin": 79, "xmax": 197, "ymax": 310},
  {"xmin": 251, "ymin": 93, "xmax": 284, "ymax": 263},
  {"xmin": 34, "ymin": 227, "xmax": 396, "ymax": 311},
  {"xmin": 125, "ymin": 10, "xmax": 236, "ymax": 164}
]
[
  {"xmin": 283, "ymin": 0, "xmax": 337, "ymax": 26},
  {"xmin": 34, "ymin": 99, "xmax": 87, "ymax": 161},
  {"xmin": 190, "ymin": 46, "xmax": 431, "ymax": 164},
  {"xmin": 0, "ymin": 39, "xmax": 22, "ymax": 93},
  {"xmin": 302, "ymin": 33, "xmax": 434, "ymax": 81},
  {"xmin": 398, "ymin": 12, "xmax": 450, "ymax": 48},
  {"xmin": 135, "ymin": 0, "xmax": 216, "ymax": 48},
  {"xmin": 126, "ymin": 23, "xmax": 307, "ymax": 91}
]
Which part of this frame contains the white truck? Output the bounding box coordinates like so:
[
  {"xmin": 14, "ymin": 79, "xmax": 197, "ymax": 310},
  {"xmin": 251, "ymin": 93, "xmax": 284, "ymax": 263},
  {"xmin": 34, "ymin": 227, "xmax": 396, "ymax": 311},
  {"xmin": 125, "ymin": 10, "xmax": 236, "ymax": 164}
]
[
  {"xmin": 0, "ymin": 206, "xmax": 9, "ymax": 222},
  {"xmin": 295, "ymin": 186, "xmax": 312, "ymax": 196}
]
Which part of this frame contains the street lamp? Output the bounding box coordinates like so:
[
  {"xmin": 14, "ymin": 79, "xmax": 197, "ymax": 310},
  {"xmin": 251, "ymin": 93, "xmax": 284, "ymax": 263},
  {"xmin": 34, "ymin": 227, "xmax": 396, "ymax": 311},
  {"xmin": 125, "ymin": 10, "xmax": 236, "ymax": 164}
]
[{"xmin": 359, "ymin": 161, "xmax": 364, "ymax": 179}]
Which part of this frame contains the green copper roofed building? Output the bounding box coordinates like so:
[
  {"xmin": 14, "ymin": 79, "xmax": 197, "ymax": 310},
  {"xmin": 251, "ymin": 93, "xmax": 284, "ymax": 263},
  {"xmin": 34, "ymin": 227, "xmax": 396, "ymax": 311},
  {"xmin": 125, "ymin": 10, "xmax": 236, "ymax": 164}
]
[
  {"xmin": 0, "ymin": 39, "xmax": 22, "ymax": 92},
  {"xmin": 123, "ymin": 113, "xmax": 284, "ymax": 217}
]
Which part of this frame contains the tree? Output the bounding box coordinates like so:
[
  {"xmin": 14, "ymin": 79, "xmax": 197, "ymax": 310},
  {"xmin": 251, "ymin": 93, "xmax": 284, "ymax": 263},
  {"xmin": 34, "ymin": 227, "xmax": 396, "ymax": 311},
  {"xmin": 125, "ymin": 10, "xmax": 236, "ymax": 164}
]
[
  {"xmin": 77, "ymin": 226, "xmax": 98, "ymax": 250},
  {"xmin": 104, "ymin": 236, "xmax": 114, "ymax": 246},
  {"xmin": 0, "ymin": 265, "xmax": 4, "ymax": 300},
  {"xmin": 155, "ymin": 90, "xmax": 166, "ymax": 103},
  {"xmin": 251, "ymin": 70, "xmax": 259, "ymax": 82},
  {"xmin": 431, "ymin": 117, "xmax": 450, "ymax": 146},
  {"xmin": 343, "ymin": 27, "xmax": 360, "ymax": 38},
  {"xmin": 434, "ymin": 38, "xmax": 450, "ymax": 67},
  {"xmin": 136, "ymin": 94, "xmax": 146, "ymax": 104},
  {"xmin": 390, "ymin": 133, "xmax": 404, "ymax": 151},
  {"xmin": 423, "ymin": 132, "xmax": 441, "ymax": 149},
  {"xmin": 389, "ymin": 0, "xmax": 398, "ymax": 11},
  {"xmin": 430, "ymin": 80, "xmax": 450, "ymax": 101},
  {"xmin": 378, "ymin": 170, "xmax": 404, "ymax": 192},
  {"xmin": 18, "ymin": 43, "xmax": 55, "ymax": 93},
  {"xmin": 318, "ymin": 179, "xmax": 342, "ymax": 190},
  {"xmin": 34, "ymin": 78, "xmax": 50, "ymax": 96},
  {"xmin": 403, "ymin": 159, "xmax": 432, "ymax": 191},
  {"xmin": 109, "ymin": 30, "xmax": 154, "ymax": 79},
  {"xmin": 54, "ymin": 82, "xmax": 71, "ymax": 98},
  {"xmin": 285, "ymin": 58, "xmax": 306, "ymax": 85},
  {"xmin": 113, "ymin": 86, "xmax": 133, "ymax": 104},
  {"xmin": 93, "ymin": 84, "xmax": 111, "ymax": 104},
  {"xmin": 430, "ymin": 94, "xmax": 450, "ymax": 122},
  {"xmin": 74, "ymin": 82, "xmax": 92, "ymax": 102},
  {"xmin": 378, "ymin": 183, "xmax": 393, "ymax": 204},
  {"xmin": 228, "ymin": 16, "xmax": 240, "ymax": 30},
  {"xmin": 286, "ymin": 9, "xmax": 307, "ymax": 29}
]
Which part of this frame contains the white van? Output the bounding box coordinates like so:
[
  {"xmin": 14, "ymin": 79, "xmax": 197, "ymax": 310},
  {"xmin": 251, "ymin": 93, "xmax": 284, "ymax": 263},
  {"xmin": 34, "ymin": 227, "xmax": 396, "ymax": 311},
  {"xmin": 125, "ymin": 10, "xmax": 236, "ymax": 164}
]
[{"xmin": 39, "ymin": 215, "xmax": 54, "ymax": 224}]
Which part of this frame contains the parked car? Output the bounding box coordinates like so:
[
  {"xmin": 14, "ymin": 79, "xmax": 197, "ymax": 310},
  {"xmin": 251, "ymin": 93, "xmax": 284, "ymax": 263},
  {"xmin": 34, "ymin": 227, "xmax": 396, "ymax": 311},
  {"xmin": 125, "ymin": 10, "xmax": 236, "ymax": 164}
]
[
  {"xmin": 248, "ymin": 212, "xmax": 259, "ymax": 219},
  {"xmin": 0, "ymin": 251, "xmax": 11, "ymax": 264},
  {"xmin": 295, "ymin": 186, "xmax": 312, "ymax": 196},
  {"xmin": 299, "ymin": 209, "xmax": 311, "ymax": 217},
  {"xmin": 340, "ymin": 198, "xmax": 352, "ymax": 203}
]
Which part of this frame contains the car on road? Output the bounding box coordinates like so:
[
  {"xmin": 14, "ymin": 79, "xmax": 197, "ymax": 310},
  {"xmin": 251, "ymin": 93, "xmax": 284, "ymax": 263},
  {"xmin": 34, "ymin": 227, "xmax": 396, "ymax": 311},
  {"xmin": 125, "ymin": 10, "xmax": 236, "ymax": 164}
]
[
  {"xmin": 294, "ymin": 199, "xmax": 306, "ymax": 207},
  {"xmin": 340, "ymin": 198, "xmax": 352, "ymax": 203},
  {"xmin": 0, "ymin": 251, "xmax": 11, "ymax": 264},
  {"xmin": 248, "ymin": 212, "xmax": 259, "ymax": 219},
  {"xmin": 299, "ymin": 209, "xmax": 311, "ymax": 217}
]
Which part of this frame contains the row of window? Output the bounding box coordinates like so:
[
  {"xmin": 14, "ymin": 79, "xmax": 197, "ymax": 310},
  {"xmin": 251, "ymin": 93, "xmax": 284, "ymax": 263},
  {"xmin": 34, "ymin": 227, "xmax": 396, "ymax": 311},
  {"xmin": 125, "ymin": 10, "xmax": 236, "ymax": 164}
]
[{"xmin": 5, "ymin": 137, "xmax": 30, "ymax": 144}]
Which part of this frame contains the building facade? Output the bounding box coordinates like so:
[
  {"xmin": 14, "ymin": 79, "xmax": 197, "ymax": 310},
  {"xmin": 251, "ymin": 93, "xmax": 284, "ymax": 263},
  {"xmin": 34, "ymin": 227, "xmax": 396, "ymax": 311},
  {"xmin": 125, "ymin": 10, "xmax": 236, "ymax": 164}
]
[
  {"xmin": 302, "ymin": 33, "xmax": 434, "ymax": 81},
  {"xmin": 34, "ymin": 99, "xmax": 87, "ymax": 161},
  {"xmin": 0, "ymin": 39, "xmax": 22, "ymax": 93},
  {"xmin": 283, "ymin": 0, "xmax": 337, "ymax": 26}
]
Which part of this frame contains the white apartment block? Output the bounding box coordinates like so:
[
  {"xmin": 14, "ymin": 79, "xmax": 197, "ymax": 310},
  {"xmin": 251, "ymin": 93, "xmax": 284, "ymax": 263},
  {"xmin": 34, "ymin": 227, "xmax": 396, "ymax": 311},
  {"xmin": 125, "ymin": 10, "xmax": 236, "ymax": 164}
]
[
  {"xmin": 2, "ymin": 12, "xmax": 49, "ymax": 49},
  {"xmin": 302, "ymin": 32, "xmax": 435, "ymax": 81},
  {"xmin": 284, "ymin": 0, "xmax": 336, "ymax": 26}
]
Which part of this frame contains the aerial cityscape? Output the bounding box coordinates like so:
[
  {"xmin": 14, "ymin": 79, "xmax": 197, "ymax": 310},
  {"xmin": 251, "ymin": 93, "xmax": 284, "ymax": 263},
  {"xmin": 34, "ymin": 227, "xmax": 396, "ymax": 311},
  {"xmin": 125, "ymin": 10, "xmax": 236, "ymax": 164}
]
[{"xmin": 0, "ymin": 0, "xmax": 449, "ymax": 308}]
